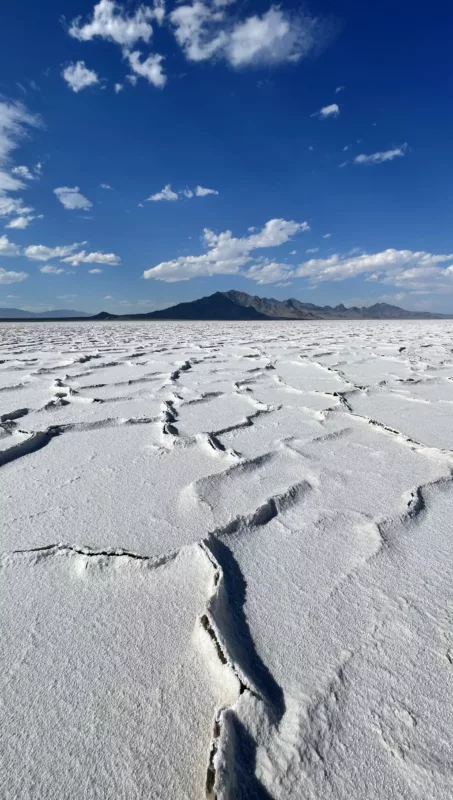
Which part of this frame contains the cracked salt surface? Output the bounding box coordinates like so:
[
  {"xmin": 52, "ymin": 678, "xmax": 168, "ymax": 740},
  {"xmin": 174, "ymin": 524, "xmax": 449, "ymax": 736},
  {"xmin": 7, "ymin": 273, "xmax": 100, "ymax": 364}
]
[{"xmin": 0, "ymin": 320, "xmax": 453, "ymax": 799}]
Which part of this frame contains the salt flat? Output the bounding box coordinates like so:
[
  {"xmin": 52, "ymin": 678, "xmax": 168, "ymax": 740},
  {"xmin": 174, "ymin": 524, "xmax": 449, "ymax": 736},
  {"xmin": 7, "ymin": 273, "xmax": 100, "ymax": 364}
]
[{"xmin": 0, "ymin": 320, "xmax": 452, "ymax": 799}]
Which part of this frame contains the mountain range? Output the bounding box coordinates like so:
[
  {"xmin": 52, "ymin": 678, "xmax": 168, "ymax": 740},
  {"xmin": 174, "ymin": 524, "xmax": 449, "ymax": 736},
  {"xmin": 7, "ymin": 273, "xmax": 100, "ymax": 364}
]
[
  {"xmin": 0, "ymin": 307, "xmax": 90, "ymax": 319},
  {"xmin": 0, "ymin": 291, "xmax": 449, "ymax": 321}
]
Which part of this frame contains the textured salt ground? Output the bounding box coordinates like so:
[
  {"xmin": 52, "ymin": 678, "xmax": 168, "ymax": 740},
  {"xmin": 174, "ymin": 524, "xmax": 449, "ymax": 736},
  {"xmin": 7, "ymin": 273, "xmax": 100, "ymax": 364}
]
[
  {"xmin": 221, "ymin": 484, "xmax": 453, "ymax": 800},
  {"xmin": 0, "ymin": 546, "xmax": 237, "ymax": 800},
  {"xmin": 1, "ymin": 320, "xmax": 453, "ymax": 800},
  {"xmin": 348, "ymin": 387, "xmax": 453, "ymax": 450}
]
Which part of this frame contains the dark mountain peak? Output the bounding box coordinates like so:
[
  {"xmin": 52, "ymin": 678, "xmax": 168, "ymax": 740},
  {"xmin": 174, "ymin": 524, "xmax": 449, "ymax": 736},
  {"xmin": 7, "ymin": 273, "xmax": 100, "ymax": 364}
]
[
  {"xmin": 90, "ymin": 311, "xmax": 118, "ymax": 320},
  {"xmin": 0, "ymin": 291, "xmax": 449, "ymax": 322}
]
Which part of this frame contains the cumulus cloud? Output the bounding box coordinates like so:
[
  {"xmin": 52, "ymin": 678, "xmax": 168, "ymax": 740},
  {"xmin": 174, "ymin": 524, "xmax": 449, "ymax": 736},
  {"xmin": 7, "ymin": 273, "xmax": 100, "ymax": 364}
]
[
  {"xmin": 294, "ymin": 249, "xmax": 453, "ymax": 284},
  {"xmin": 114, "ymin": 82, "xmax": 123, "ymax": 93},
  {"xmin": 0, "ymin": 100, "xmax": 41, "ymax": 221},
  {"xmin": 225, "ymin": 7, "xmax": 320, "ymax": 67},
  {"xmin": 126, "ymin": 51, "xmax": 166, "ymax": 87},
  {"xmin": 144, "ymin": 217, "xmax": 309, "ymax": 281},
  {"xmin": 147, "ymin": 183, "xmax": 218, "ymax": 201},
  {"xmin": 100, "ymin": 183, "xmax": 113, "ymax": 189},
  {"xmin": 245, "ymin": 261, "xmax": 293, "ymax": 284},
  {"xmin": 24, "ymin": 243, "xmax": 84, "ymax": 261},
  {"xmin": 54, "ymin": 186, "xmax": 93, "ymax": 210},
  {"xmin": 354, "ymin": 144, "xmax": 407, "ymax": 165},
  {"xmin": 170, "ymin": 4, "xmax": 325, "ymax": 67},
  {"xmin": 62, "ymin": 61, "xmax": 100, "ymax": 92},
  {"xmin": 89, "ymin": 268, "xmax": 103, "ymax": 273},
  {"xmin": 69, "ymin": 0, "xmax": 158, "ymax": 46},
  {"xmin": 0, "ymin": 268, "xmax": 28, "ymax": 284},
  {"xmin": 195, "ymin": 185, "xmax": 218, "ymax": 196},
  {"xmin": 0, "ymin": 234, "xmax": 20, "ymax": 256},
  {"xmin": 61, "ymin": 250, "xmax": 121, "ymax": 266},
  {"xmin": 147, "ymin": 184, "xmax": 178, "ymax": 201},
  {"xmin": 40, "ymin": 265, "xmax": 65, "ymax": 274},
  {"xmin": 311, "ymin": 103, "xmax": 339, "ymax": 119},
  {"xmin": 188, "ymin": 246, "xmax": 453, "ymax": 289}
]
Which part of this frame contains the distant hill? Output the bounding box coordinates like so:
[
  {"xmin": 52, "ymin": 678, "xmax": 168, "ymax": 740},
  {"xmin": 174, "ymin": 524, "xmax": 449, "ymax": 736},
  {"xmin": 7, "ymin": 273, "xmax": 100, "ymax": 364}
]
[
  {"xmin": 0, "ymin": 308, "xmax": 90, "ymax": 319},
  {"xmin": 0, "ymin": 292, "xmax": 449, "ymax": 321},
  {"xmin": 138, "ymin": 291, "xmax": 450, "ymax": 321}
]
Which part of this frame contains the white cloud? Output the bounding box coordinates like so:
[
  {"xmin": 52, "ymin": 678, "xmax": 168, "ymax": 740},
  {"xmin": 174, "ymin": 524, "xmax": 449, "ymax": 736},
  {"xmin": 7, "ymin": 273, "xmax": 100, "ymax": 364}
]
[
  {"xmin": 226, "ymin": 7, "xmax": 319, "ymax": 67},
  {"xmin": 126, "ymin": 74, "xmax": 138, "ymax": 86},
  {"xmin": 127, "ymin": 51, "xmax": 166, "ymax": 88},
  {"xmin": 54, "ymin": 186, "xmax": 92, "ymax": 210},
  {"xmin": 62, "ymin": 250, "xmax": 120, "ymax": 266},
  {"xmin": 338, "ymin": 161, "xmax": 349, "ymax": 168},
  {"xmin": 232, "ymin": 248, "xmax": 453, "ymax": 290},
  {"xmin": 294, "ymin": 249, "xmax": 453, "ymax": 284},
  {"xmin": 354, "ymin": 144, "xmax": 407, "ymax": 165},
  {"xmin": 62, "ymin": 61, "xmax": 100, "ymax": 93},
  {"xmin": 311, "ymin": 103, "xmax": 339, "ymax": 119},
  {"xmin": 11, "ymin": 165, "xmax": 35, "ymax": 181},
  {"xmin": 69, "ymin": 0, "xmax": 158, "ymax": 47},
  {"xmin": 195, "ymin": 185, "xmax": 218, "ymax": 196},
  {"xmin": 6, "ymin": 215, "xmax": 34, "ymax": 229},
  {"xmin": 24, "ymin": 243, "xmax": 83, "ymax": 261},
  {"xmin": 104, "ymin": 295, "xmax": 113, "ymax": 299},
  {"xmin": 0, "ymin": 268, "xmax": 28, "ymax": 285},
  {"xmin": 57, "ymin": 294, "xmax": 77, "ymax": 302},
  {"xmin": 0, "ymin": 100, "xmax": 40, "ymax": 220},
  {"xmin": 335, "ymin": 85, "xmax": 344, "ymax": 93},
  {"xmin": 144, "ymin": 217, "xmax": 309, "ymax": 281},
  {"xmin": 0, "ymin": 196, "xmax": 32, "ymax": 218},
  {"xmin": 0, "ymin": 234, "xmax": 20, "ymax": 256},
  {"xmin": 40, "ymin": 265, "xmax": 65, "ymax": 274},
  {"xmin": 89, "ymin": 268, "xmax": 103, "ymax": 273},
  {"xmin": 170, "ymin": 4, "xmax": 324, "ymax": 67},
  {"xmin": 289, "ymin": 250, "xmax": 297, "ymax": 255},
  {"xmin": 323, "ymin": 233, "xmax": 332, "ymax": 239},
  {"xmin": 100, "ymin": 183, "xmax": 113, "ymax": 189},
  {"xmin": 306, "ymin": 247, "xmax": 319, "ymax": 254},
  {"xmin": 114, "ymin": 82, "xmax": 123, "ymax": 93},
  {"xmin": 246, "ymin": 260, "xmax": 293, "ymax": 284},
  {"xmin": 146, "ymin": 183, "xmax": 218, "ymax": 201},
  {"xmin": 147, "ymin": 184, "xmax": 178, "ymax": 201}
]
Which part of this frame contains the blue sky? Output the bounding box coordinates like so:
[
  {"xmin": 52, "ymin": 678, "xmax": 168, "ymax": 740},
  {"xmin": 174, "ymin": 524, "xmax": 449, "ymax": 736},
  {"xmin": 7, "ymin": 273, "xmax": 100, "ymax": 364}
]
[{"xmin": 0, "ymin": 0, "xmax": 452, "ymax": 314}]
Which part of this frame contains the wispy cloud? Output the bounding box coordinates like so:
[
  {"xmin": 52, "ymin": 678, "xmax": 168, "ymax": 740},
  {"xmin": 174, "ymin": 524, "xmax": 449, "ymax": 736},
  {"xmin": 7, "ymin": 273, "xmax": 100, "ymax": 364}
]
[
  {"xmin": 0, "ymin": 99, "xmax": 41, "ymax": 224},
  {"xmin": 24, "ymin": 242, "xmax": 85, "ymax": 261},
  {"xmin": 311, "ymin": 103, "xmax": 339, "ymax": 119},
  {"xmin": 0, "ymin": 268, "xmax": 28, "ymax": 285},
  {"xmin": 354, "ymin": 144, "xmax": 407, "ymax": 165},
  {"xmin": 54, "ymin": 186, "xmax": 92, "ymax": 210},
  {"xmin": 62, "ymin": 250, "xmax": 121, "ymax": 266},
  {"xmin": 147, "ymin": 183, "xmax": 219, "ymax": 201},
  {"xmin": 40, "ymin": 265, "xmax": 65, "ymax": 274}
]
